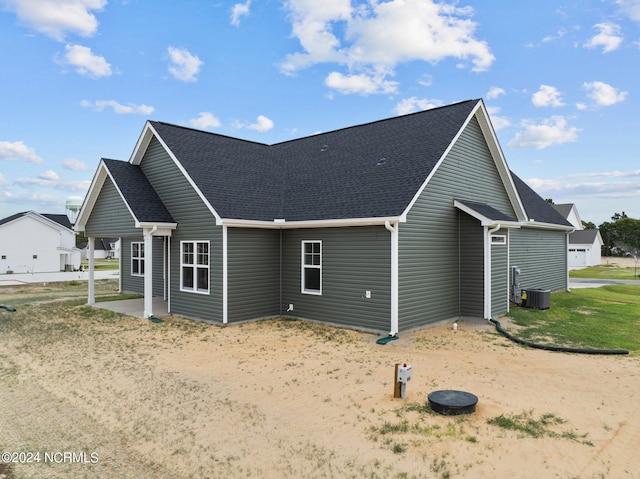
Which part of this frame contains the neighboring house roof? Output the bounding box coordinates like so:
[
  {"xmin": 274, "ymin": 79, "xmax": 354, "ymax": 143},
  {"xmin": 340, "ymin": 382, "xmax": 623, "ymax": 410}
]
[
  {"xmin": 102, "ymin": 159, "xmax": 176, "ymax": 224},
  {"xmin": 0, "ymin": 211, "xmax": 75, "ymax": 232},
  {"xmin": 569, "ymin": 229, "xmax": 602, "ymax": 245},
  {"xmin": 510, "ymin": 173, "xmax": 573, "ymax": 228},
  {"xmin": 552, "ymin": 203, "xmax": 573, "ymax": 218},
  {"xmin": 146, "ymin": 99, "xmax": 481, "ymax": 222},
  {"xmin": 79, "ymin": 238, "xmax": 118, "ymax": 251}
]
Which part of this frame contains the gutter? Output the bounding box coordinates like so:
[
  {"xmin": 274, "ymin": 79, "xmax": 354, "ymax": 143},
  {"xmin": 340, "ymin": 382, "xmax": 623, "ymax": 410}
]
[{"xmin": 385, "ymin": 221, "xmax": 399, "ymax": 336}]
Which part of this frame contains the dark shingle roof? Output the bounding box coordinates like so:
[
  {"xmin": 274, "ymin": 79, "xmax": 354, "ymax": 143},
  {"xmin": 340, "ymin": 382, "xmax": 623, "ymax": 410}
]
[
  {"xmin": 42, "ymin": 213, "xmax": 73, "ymax": 229},
  {"xmin": 570, "ymin": 229, "xmax": 599, "ymax": 244},
  {"xmin": 455, "ymin": 199, "xmax": 517, "ymax": 222},
  {"xmin": 149, "ymin": 99, "xmax": 479, "ymax": 221},
  {"xmin": 103, "ymin": 158, "xmax": 175, "ymax": 224},
  {"xmin": 552, "ymin": 203, "xmax": 574, "ymax": 219},
  {"xmin": 510, "ymin": 172, "xmax": 572, "ymax": 227},
  {"xmin": 0, "ymin": 211, "xmax": 73, "ymax": 230}
]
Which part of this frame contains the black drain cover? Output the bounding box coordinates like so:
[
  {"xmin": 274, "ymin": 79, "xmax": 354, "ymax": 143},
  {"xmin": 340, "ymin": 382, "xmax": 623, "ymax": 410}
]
[{"xmin": 428, "ymin": 390, "xmax": 478, "ymax": 416}]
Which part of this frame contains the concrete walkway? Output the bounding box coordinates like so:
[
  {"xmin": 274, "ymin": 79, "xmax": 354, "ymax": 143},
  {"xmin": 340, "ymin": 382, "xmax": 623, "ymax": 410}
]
[
  {"xmin": 0, "ymin": 270, "xmax": 119, "ymax": 286},
  {"xmin": 92, "ymin": 297, "xmax": 169, "ymax": 319}
]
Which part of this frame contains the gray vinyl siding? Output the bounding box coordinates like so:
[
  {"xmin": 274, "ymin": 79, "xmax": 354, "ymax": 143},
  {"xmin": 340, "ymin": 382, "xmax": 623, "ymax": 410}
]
[
  {"xmin": 139, "ymin": 138, "xmax": 223, "ymax": 323},
  {"xmin": 85, "ymin": 179, "xmax": 138, "ymax": 238},
  {"xmin": 281, "ymin": 226, "xmax": 391, "ymax": 333},
  {"xmin": 458, "ymin": 211, "xmax": 483, "ymax": 318},
  {"xmin": 121, "ymin": 238, "xmax": 144, "ymax": 294},
  {"xmin": 227, "ymin": 227, "xmax": 280, "ymax": 323},
  {"xmin": 510, "ymin": 228, "xmax": 567, "ymax": 292},
  {"xmin": 491, "ymin": 230, "xmax": 508, "ymax": 316},
  {"xmin": 399, "ymin": 116, "xmax": 516, "ymax": 330}
]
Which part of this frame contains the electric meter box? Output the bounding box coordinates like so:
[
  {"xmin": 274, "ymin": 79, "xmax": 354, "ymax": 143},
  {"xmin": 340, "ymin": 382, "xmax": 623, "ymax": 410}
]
[{"xmin": 397, "ymin": 364, "xmax": 412, "ymax": 383}]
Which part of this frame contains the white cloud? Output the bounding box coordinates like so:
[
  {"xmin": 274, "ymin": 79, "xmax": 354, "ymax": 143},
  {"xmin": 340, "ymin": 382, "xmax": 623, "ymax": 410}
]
[
  {"xmin": 0, "ymin": 172, "xmax": 7, "ymax": 187},
  {"xmin": 531, "ymin": 85, "xmax": 565, "ymax": 108},
  {"xmin": 325, "ymin": 70, "xmax": 398, "ymax": 95},
  {"xmin": 247, "ymin": 115, "xmax": 274, "ymax": 132},
  {"xmin": 583, "ymin": 81, "xmax": 628, "ymax": 106},
  {"xmin": 486, "ymin": 87, "xmax": 505, "ymax": 100},
  {"xmin": 486, "ymin": 106, "xmax": 511, "ymax": 130},
  {"xmin": 39, "ymin": 170, "xmax": 59, "ymax": 181},
  {"xmin": 189, "ymin": 112, "xmax": 221, "ymax": 130},
  {"xmin": 394, "ymin": 97, "xmax": 443, "ymax": 115},
  {"xmin": 2, "ymin": 0, "xmax": 106, "ymax": 41},
  {"xmin": 62, "ymin": 44, "xmax": 111, "ymax": 77},
  {"xmin": 508, "ymin": 116, "xmax": 580, "ymax": 150},
  {"xmin": 230, "ymin": 0, "xmax": 251, "ymax": 26},
  {"xmin": 62, "ymin": 158, "xmax": 89, "ymax": 171},
  {"xmin": 167, "ymin": 46, "xmax": 203, "ymax": 82},
  {"xmin": 616, "ymin": 0, "xmax": 640, "ymax": 23},
  {"xmin": 0, "ymin": 140, "xmax": 44, "ymax": 164},
  {"xmin": 280, "ymin": 0, "xmax": 494, "ymax": 94},
  {"xmin": 80, "ymin": 99, "xmax": 154, "ymax": 115},
  {"xmin": 584, "ymin": 22, "xmax": 623, "ymax": 53}
]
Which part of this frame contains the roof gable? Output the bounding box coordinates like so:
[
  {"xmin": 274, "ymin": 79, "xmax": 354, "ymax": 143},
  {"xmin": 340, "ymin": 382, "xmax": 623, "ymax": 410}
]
[{"xmin": 0, "ymin": 211, "xmax": 74, "ymax": 233}]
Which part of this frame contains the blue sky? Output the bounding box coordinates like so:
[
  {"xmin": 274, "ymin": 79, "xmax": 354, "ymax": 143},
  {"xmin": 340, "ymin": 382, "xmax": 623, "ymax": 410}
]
[{"xmin": 1, "ymin": 0, "xmax": 638, "ymax": 225}]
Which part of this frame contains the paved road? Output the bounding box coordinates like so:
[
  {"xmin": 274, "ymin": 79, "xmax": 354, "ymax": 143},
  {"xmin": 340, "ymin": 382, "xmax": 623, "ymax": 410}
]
[{"xmin": 0, "ymin": 270, "xmax": 118, "ymax": 286}]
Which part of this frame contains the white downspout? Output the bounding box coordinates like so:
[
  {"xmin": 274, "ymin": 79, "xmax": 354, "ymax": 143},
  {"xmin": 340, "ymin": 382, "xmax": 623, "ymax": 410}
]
[
  {"xmin": 385, "ymin": 221, "xmax": 399, "ymax": 336},
  {"xmin": 484, "ymin": 224, "xmax": 501, "ymax": 320},
  {"xmin": 222, "ymin": 225, "xmax": 228, "ymax": 324}
]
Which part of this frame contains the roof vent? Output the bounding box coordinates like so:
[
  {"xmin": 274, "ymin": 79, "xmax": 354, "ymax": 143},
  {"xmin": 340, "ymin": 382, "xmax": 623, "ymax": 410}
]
[
  {"xmin": 321, "ymin": 145, "xmax": 329, "ymax": 152},
  {"xmin": 377, "ymin": 157, "xmax": 387, "ymax": 166}
]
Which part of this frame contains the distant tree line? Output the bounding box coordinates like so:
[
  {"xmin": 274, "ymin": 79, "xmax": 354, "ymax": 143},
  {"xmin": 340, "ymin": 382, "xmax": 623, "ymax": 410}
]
[{"xmin": 598, "ymin": 212, "xmax": 640, "ymax": 257}]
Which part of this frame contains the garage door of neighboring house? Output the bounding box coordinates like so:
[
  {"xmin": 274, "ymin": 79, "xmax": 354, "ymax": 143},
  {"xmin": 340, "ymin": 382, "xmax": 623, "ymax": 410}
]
[{"xmin": 569, "ymin": 248, "xmax": 587, "ymax": 268}]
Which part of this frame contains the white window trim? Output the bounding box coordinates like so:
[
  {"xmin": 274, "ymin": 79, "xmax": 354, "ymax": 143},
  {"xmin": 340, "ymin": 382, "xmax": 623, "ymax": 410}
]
[
  {"xmin": 131, "ymin": 241, "xmax": 144, "ymax": 277},
  {"xmin": 491, "ymin": 235, "xmax": 507, "ymax": 246},
  {"xmin": 301, "ymin": 240, "xmax": 322, "ymax": 295},
  {"xmin": 180, "ymin": 240, "xmax": 210, "ymax": 295}
]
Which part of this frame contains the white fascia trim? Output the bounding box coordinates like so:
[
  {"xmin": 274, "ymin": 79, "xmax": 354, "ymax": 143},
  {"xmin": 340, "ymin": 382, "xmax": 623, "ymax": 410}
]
[
  {"xmin": 221, "ymin": 216, "xmax": 403, "ymax": 229},
  {"xmin": 20, "ymin": 211, "xmax": 74, "ymax": 235},
  {"xmin": 136, "ymin": 222, "xmax": 177, "ymax": 236},
  {"xmin": 74, "ymin": 160, "xmax": 109, "ymax": 231},
  {"xmin": 474, "ymin": 101, "xmax": 528, "ymax": 222},
  {"xmin": 523, "ymin": 220, "xmax": 575, "ymax": 232},
  {"xmin": 133, "ymin": 122, "xmax": 223, "ymax": 225}
]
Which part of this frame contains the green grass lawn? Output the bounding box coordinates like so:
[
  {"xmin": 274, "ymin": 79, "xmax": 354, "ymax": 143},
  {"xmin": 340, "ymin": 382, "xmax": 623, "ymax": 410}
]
[
  {"xmin": 569, "ymin": 263, "xmax": 639, "ymax": 280},
  {"xmin": 507, "ymin": 284, "xmax": 640, "ymax": 353},
  {"xmin": 80, "ymin": 260, "xmax": 120, "ymax": 271}
]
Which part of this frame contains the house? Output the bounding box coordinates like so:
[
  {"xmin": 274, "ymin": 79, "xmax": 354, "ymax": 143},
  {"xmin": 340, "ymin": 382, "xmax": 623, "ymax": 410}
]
[
  {"xmin": 0, "ymin": 211, "xmax": 81, "ymax": 274},
  {"xmin": 75, "ymin": 99, "xmax": 572, "ymax": 334},
  {"xmin": 553, "ymin": 203, "xmax": 603, "ymax": 268},
  {"xmin": 80, "ymin": 238, "xmax": 120, "ymax": 260}
]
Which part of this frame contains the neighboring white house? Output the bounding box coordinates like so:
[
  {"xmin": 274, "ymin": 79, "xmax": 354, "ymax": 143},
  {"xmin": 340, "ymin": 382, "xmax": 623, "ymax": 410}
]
[
  {"xmin": 0, "ymin": 211, "xmax": 81, "ymax": 274},
  {"xmin": 553, "ymin": 203, "xmax": 603, "ymax": 268},
  {"xmin": 80, "ymin": 238, "xmax": 120, "ymax": 260}
]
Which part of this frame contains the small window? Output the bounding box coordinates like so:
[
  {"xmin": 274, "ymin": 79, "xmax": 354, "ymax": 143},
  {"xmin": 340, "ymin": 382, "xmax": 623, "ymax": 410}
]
[
  {"xmin": 131, "ymin": 242, "xmax": 144, "ymax": 276},
  {"xmin": 33, "ymin": 254, "xmax": 38, "ymax": 259},
  {"xmin": 181, "ymin": 241, "xmax": 210, "ymax": 294},
  {"xmin": 491, "ymin": 235, "xmax": 506, "ymax": 246},
  {"xmin": 302, "ymin": 241, "xmax": 322, "ymax": 295},
  {"xmin": 1, "ymin": 255, "xmax": 6, "ymax": 260}
]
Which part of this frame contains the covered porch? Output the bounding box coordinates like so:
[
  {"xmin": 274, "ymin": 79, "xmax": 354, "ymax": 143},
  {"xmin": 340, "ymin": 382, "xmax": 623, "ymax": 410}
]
[{"xmin": 92, "ymin": 296, "xmax": 169, "ymax": 319}]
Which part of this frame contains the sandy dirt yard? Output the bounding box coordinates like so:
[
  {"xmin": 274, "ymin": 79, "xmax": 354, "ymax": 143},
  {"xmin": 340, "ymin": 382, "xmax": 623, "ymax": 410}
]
[{"xmin": 0, "ymin": 281, "xmax": 638, "ymax": 479}]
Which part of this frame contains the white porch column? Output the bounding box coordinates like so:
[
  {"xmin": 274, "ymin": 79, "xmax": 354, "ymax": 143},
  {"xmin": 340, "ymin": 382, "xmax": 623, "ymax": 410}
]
[
  {"xmin": 143, "ymin": 228, "xmax": 154, "ymax": 318},
  {"xmin": 88, "ymin": 237, "xmax": 95, "ymax": 305}
]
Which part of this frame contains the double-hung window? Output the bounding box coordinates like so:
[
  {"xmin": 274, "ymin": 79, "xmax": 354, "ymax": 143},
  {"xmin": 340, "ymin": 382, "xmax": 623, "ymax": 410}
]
[
  {"xmin": 131, "ymin": 241, "xmax": 144, "ymax": 276},
  {"xmin": 302, "ymin": 240, "xmax": 322, "ymax": 295},
  {"xmin": 181, "ymin": 241, "xmax": 210, "ymax": 294}
]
